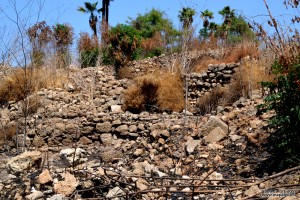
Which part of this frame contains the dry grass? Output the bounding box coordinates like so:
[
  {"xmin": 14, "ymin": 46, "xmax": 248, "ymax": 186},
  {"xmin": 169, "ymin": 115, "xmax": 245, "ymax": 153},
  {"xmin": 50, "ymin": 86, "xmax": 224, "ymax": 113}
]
[
  {"xmin": 193, "ymin": 55, "xmax": 222, "ymax": 73},
  {"xmin": 0, "ymin": 123, "xmax": 17, "ymax": 145},
  {"xmin": 224, "ymin": 40, "xmax": 260, "ymax": 63},
  {"xmin": 157, "ymin": 73, "xmax": 184, "ymax": 112},
  {"xmin": 118, "ymin": 66, "xmax": 135, "ymax": 79},
  {"xmin": 123, "ymin": 72, "xmax": 184, "ymax": 113},
  {"xmin": 197, "ymin": 87, "xmax": 226, "ymax": 115},
  {"xmin": 0, "ymin": 67, "xmax": 69, "ymax": 105},
  {"xmin": 196, "ymin": 52, "xmax": 274, "ymax": 114}
]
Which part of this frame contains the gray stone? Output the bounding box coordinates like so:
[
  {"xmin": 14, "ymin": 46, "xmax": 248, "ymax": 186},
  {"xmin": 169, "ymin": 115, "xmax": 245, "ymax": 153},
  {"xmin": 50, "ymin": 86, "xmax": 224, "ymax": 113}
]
[
  {"xmin": 25, "ymin": 190, "xmax": 44, "ymax": 200},
  {"xmin": 245, "ymin": 185, "xmax": 261, "ymax": 197},
  {"xmin": 6, "ymin": 151, "xmax": 42, "ymax": 174},
  {"xmin": 204, "ymin": 127, "xmax": 227, "ymax": 143},
  {"xmin": 47, "ymin": 194, "xmax": 66, "ymax": 200},
  {"xmin": 115, "ymin": 124, "xmax": 128, "ymax": 133},
  {"xmin": 200, "ymin": 116, "xmax": 228, "ymax": 136},
  {"xmin": 110, "ymin": 105, "xmax": 123, "ymax": 113},
  {"xmin": 100, "ymin": 133, "xmax": 112, "ymax": 145},
  {"xmin": 96, "ymin": 122, "xmax": 112, "ymax": 133},
  {"xmin": 59, "ymin": 148, "xmax": 87, "ymax": 167},
  {"xmin": 185, "ymin": 139, "xmax": 201, "ymax": 154},
  {"xmin": 106, "ymin": 186, "xmax": 125, "ymax": 198}
]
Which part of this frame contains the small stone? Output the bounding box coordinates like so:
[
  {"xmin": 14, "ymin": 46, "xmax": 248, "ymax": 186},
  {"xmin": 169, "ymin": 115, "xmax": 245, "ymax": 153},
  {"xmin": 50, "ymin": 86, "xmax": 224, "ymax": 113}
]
[
  {"xmin": 6, "ymin": 151, "xmax": 42, "ymax": 174},
  {"xmin": 106, "ymin": 186, "xmax": 125, "ymax": 198},
  {"xmin": 38, "ymin": 169, "xmax": 52, "ymax": 184},
  {"xmin": 100, "ymin": 133, "xmax": 112, "ymax": 145},
  {"xmin": 25, "ymin": 190, "xmax": 44, "ymax": 200},
  {"xmin": 110, "ymin": 105, "xmax": 123, "ymax": 113},
  {"xmin": 134, "ymin": 148, "xmax": 144, "ymax": 156},
  {"xmin": 200, "ymin": 116, "xmax": 228, "ymax": 136},
  {"xmin": 129, "ymin": 125, "xmax": 137, "ymax": 132},
  {"xmin": 245, "ymin": 185, "xmax": 261, "ymax": 197},
  {"xmin": 96, "ymin": 122, "xmax": 112, "ymax": 133},
  {"xmin": 47, "ymin": 194, "xmax": 66, "ymax": 200},
  {"xmin": 136, "ymin": 178, "xmax": 149, "ymax": 190},
  {"xmin": 132, "ymin": 162, "xmax": 145, "ymax": 175},
  {"xmin": 185, "ymin": 139, "xmax": 201, "ymax": 154},
  {"xmin": 204, "ymin": 127, "xmax": 227, "ymax": 143},
  {"xmin": 54, "ymin": 172, "xmax": 78, "ymax": 196},
  {"xmin": 115, "ymin": 124, "xmax": 129, "ymax": 134}
]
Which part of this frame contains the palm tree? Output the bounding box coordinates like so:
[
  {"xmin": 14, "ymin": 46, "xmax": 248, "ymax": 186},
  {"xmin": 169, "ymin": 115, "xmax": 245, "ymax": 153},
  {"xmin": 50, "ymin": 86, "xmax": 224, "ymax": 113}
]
[
  {"xmin": 100, "ymin": 0, "xmax": 113, "ymax": 23},
  {"xmin": 200, "ymin": 9, "xmax": 214, "ymax": 30},
  {"xmin": 208, "ymin": 22, "xmax": 218, "ymax": 38},
  {"xmin": 99, "ymin": 0, "xmax": 113, "ymax": 44},
  {"xmin": 78, "ymin": 2, "xmax": 102, "ymax": 37},
  {"xmin": 178, "ymin": 7, "xmax": 196, "ymax": 29},
  {"xmin": 218, "ymin": 6, "xmax": 235, "ymax": 40},
  {"xmin": 200, "ymin": 9, "xmax": 214, "ymax": 39},
  {"xmin": 218, "ymin": 6, "xmax": 235, "ymax": 26}
]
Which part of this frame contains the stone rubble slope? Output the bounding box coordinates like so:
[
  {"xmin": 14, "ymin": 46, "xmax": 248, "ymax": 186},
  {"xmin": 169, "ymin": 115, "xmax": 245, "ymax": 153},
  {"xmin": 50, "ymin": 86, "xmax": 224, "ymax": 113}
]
[{"xmin": 0, "ymin": 63, "xmax": 299, "ymax": 199}]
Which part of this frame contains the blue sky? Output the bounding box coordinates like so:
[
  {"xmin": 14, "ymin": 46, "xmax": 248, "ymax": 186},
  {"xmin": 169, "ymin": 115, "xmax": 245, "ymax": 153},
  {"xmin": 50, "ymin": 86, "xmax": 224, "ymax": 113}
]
[{"xmin": 0, "ymin": 0, "xmax": 297, "ymax": 39}]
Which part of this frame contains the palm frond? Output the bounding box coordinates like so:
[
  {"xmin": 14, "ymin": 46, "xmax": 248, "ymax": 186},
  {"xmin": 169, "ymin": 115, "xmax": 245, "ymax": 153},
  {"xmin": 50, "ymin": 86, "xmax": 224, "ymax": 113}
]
[{"xmin": 77, "ymin": 7, "xmax": 87, "ymax": 13}]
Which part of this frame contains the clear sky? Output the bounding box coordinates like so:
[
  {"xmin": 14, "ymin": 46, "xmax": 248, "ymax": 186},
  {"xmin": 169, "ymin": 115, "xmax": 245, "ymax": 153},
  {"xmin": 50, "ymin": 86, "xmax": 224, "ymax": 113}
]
[{"xmin": 0, "ymin": 0, "xmax": 297, "ymax": 38}]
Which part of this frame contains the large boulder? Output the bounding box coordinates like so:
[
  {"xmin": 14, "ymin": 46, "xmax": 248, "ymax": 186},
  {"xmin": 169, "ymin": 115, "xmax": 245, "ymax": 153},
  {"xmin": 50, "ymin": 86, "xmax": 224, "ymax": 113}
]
[
  {"xmin": 6, "ymin": 151, "xmax": 42, "ymax": 174},
  {"xmin": 200, "ymin": 116, "xmax": 228, "ymax": 136}
]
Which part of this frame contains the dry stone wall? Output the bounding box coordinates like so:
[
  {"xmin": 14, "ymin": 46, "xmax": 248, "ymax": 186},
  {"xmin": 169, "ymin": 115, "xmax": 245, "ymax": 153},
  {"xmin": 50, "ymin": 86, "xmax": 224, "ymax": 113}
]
[
  {"xmin": 1, "ymin": 57, "xmax": 240, "ymax": 149},
  {"xmin": 187, "ymin": 62, "xmax": 240, "ymax": 108}
]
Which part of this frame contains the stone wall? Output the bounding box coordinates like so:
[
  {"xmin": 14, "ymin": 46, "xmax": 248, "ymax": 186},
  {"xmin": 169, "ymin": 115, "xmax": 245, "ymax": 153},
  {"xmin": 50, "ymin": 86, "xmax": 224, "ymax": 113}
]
[
  {"xmin": 187, "ymin": 62, "xmax": 240, "ymax": 108},
  {"xmin": 127, "ymin": 50, "xmax": 222, "ymax": 76},
  {"xmin": 0, "ymin": 59, "xmax": 241, "ymax": 150}
]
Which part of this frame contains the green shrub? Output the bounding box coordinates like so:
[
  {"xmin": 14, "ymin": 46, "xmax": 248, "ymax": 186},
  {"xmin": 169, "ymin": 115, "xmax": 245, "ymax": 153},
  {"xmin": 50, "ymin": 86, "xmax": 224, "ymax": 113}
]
[
  {"xmin": 80, "ymin": 48, "xmax": 99, "ymax": 68},
  {"xmin": 106, "ymin": 24, "xmax": 142, "ymax": 76},
  {"xmin": 259, "ymin": 56, "xmax": 300, "ymax": 170},
  {"xmin": 78, "ymin": 32, "xmax": 99, "ymax": 68}
]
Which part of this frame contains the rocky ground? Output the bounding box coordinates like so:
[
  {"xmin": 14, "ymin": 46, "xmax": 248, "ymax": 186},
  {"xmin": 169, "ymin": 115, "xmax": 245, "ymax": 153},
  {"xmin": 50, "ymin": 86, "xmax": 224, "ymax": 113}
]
[{"xmin": 0, "ymin": 64, "xmax": 299, "ymax": 200}]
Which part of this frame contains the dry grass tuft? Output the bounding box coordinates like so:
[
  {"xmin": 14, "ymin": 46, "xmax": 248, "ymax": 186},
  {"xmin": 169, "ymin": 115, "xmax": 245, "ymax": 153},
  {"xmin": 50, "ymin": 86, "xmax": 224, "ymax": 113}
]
[
  {"xmin": 123, "ymin": 72, "xmax": 184, "ymax": 113},
  {"xmin": 0, "ymin": 123, "xmax": 17, "ymax": 145},
  {"xmin": 0, "ymin": 67, "xmax": 69, "ymax": 105},
  {"xmin": 157, "ymin": 73, "xmax": 184, "ymax": 112},
  {"xmin": 224, "ymin": 40, "xmax": 260, "ymax": 63},
  {"xmin": 118, "ymin": 66, "xmax": 135, "ymax": 79},
  {"xmin": 197, "ymin": 87, "xmax": 226, "ymax": 115}
]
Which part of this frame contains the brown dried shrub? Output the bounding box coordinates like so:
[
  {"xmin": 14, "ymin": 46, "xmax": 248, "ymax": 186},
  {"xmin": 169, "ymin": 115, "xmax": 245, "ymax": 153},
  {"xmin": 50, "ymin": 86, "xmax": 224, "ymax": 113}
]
[
  {"xmin": 123, "ymin": 72, "xmax": 184, "ymax": 113},
  {"xmin": 197, "ymin": 87, "xmax": 226, "ymax": 115},
  {"xmin": 0, "ymin": 123, "xmax": 17, "ymax": 145},
  {"xmin": 224, "ymin": 40, "xmax": 260, "ymax": 63},
  {"xmin": 0, "ymin": 67, "xmax": 69, "ymax": 105}
]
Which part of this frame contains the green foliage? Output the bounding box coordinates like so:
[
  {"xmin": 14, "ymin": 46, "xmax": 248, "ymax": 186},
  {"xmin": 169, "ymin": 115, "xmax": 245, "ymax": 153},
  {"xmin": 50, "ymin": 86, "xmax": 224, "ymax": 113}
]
[
  {"xmin": 77, "ymin": 32, "xmax": 99, "ymax": 68},
  {"xmin": 106, "ymin": 24, "xmax": 142, "ymax": 74},
  {"xmin": 27, "ymin": 21, "xmax": 52, "ymax": 67},
  {"xmin": 128, "ymin": 8, "xmax": 179, "ymax": 48},
  {"xmin": 77, "ymin": 2, "xmax": 101, "ymax": 37},
  {"xmin": 53, "ymin": 23, "xmax": 73, "ymax": 68},
  {"xmin": 80, "ymin": 48, "xmax": 99, "ymax": 68},
  {"xmin": 227, "ymin": 15, "xmax": 256, "ymax": 43},
  {"xmin": 199, "ymin": 9, "xmax": 255, "ymax": 43},
  {"xmin": 259, "ymin": 56, "xmax": 300, "ymax": 170},
  {"xmin": 178, "ymin": 7, "xmax": 196, "ymax": 29}
]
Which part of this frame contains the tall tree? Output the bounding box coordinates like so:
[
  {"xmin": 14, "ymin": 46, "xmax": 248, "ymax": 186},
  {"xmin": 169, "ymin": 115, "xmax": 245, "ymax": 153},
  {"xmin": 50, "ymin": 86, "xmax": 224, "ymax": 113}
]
[
  {"xmin": 178, "ymin": 7, "xmax": 196, "ymax": 29},
  {"xmin": 218, "ymin": 6, "xmax": 236, "ymax": 39},
  {"xmin": 78, "ymin": 2, "xmax": 102, "ymax": 37},
  {"xmin": 218, "ymin": 6, "xmax": 235, "ymax": 26},
  {"xmin": 200, "ymin": 9, "xmax": 214, "ymax": 39},
  {"xmin": 100, "ymin": 0, "xmax": 113, "ymax": 44}
]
